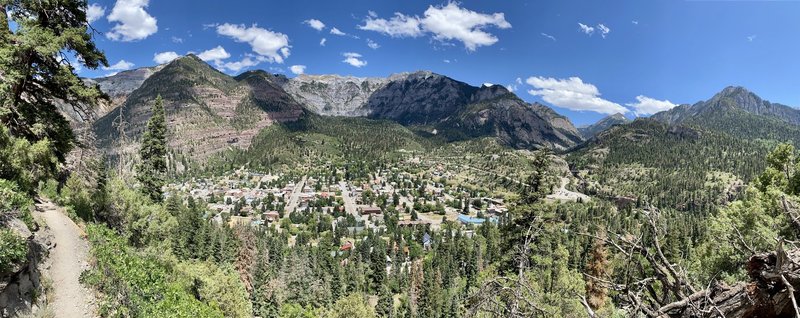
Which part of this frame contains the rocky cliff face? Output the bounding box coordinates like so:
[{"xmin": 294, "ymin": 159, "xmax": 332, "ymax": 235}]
[
  {"xmin": 281, "ymin": 74, "xmax": 394, "ymax": 117},
  {"xmin": 579, "ymin": 113, "xmax": 631, "ymax": 139},
  {"xmin": 0, "ymin": 219, "xmax": 50, "ymax": 318},
  {"xmin": 90, "ymin": 57, "xmax": 584, "ymax": 159},
  {"xmin": 651, "ymin": 86, "xmax": 800, "ymax": 126},
  {"xmin": 93, "ymin": 55, "xmax": 304, "ymax": 160},
  {"xmin": 280, "ymin": 71, "xmax": 583, "ymax": 149},
  {"xmin": 441, "ymin": 95, "xmax": 583, "ymax": 150}
]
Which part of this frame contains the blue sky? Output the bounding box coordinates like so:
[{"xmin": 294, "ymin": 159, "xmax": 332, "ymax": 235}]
[{"xmin": 76, "ymin": 0, "xmax": 800, "ymax": 126}]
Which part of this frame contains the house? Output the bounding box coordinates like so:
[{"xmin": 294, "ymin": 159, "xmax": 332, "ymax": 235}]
[
  {"xmin": 423, "ymin": 233, "xmax": 432, "ymax": 249},
  {"xmin": 264, "ymin": 211, "xmax": 280, "ymax": 222},
  {"xmin": 360, "ymin": 206, "xmax": 382, "ymax": 215},
  {"xmin": 397, "ymin": 220, "xmax": 431, "ymax": 227}
]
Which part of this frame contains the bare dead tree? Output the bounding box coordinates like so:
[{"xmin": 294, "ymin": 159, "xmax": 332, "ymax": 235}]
[
  {"xmin": 582, "ymin": 207, "xmax": 800, "ymax": 317},
  {"xmin": 466, "ymin": 220, "xmax": 549, "ymax": 318}
]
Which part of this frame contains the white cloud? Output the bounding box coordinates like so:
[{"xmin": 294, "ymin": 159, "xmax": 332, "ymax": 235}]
[
  {"xmin": 368, "ymin": 10, "xmax": 378, "ymax": 18},
  {"xmin": 216, "ymin": 23, "xmax": 291, "ymax": 63},
  {"xmin": 541, "ymin": 33, "xmax": 556, "ymax": 41},
  {"xmin": 626, "ymin": 95, "xmax": 677, "ymax": 115},
  {"xmin": 330, "ymin": 27, "xmax": 347, "ymax": 36},
  {"xmin": 358, "ymin": 12, "xmax": 423, "ymax": 37},
  {"xmin": 342, "ymin": 52, "xmax": 367, "ymax": 67},
  {"xmin": 360, "ymin": 3, "xmax": 510, "ymax": 51},
  {"xmin": 86, "ymin": 3, "xmax": 105, "ymax": 24},
  {"xmin": 153, "ymin": 51, "xmax": 179, "ymax": 64},
  {"xmin": 197, "ymin": 45, "xmax": 231, "ymax": 62},
  {"xmin": 171, "ymin": 36, "xmax": 184, "ymax": 43},
  {"xmin": 366, "ymin": 39, "xmax": 380, "ymax": 49},
  {"xmin": 290, "ymin": 65, "xmax": 306, "ymax": 75},
  {"xmin": 103, "ymin": 59, "xmax": 135, "ymax": 71},
  {"xmin": 106, "ymin": 0, "xmax": 158, "ymax": 41},
  {"xmin": 506, "ymin": 77, "xmax": 523, "ymax": 92},
  {"xmin": 304, "ymin": 19, "xmax": 325, "ymax": 31},
  {"xmin": 320, "ymin": 38, "xmax": 327, "ymax": 46},
  {"xmin": 747, "ymin": 35, "xmax": 757, "ymax": 42},
  {"xmin": 420, "ymin": 3, "xmax": 511, "ymax": 51},
  {"xmin": 219, "ymin": 56, "xmax": 260, "ymax": 72},
  {"xmin": 632, "ymin": 20, "xmax": 639, "ymax": 25},
  {"xmin": 578, "ymin": 23, "xmax": 594, "ymax": 35},
  {"xmin": 598, "ymin": 24, "xmax": 611, "ymax": 38},
  {"xmin": 443, "ymin": 59, "xmax": 451, "ymax": 63},
  {"xmin": 526, "ymin": 76, "xmax": 628, "ymax": 115}
]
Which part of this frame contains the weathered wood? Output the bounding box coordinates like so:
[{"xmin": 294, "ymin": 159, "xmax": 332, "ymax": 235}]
[{"xmin": 652, "ymin": 248, "xmax": 800, "ymax": 317}]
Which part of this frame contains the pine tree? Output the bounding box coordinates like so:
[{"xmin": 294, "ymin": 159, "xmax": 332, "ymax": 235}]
[
  {"xmin": 376, "ymin": 284, "xmax": 394, "ymax": 318},
  {"xmin": 0, "ymin": 1, "xmax": 107, "ymax": 191},
  {"xmin": 137, "ymin": 95, "xmax": 168, "ymax": 202}
]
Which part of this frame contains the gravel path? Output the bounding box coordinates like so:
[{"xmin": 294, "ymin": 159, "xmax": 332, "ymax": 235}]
[{"xmin": 35, "ymin": 201, "xmax": 96, "ymax": 318}]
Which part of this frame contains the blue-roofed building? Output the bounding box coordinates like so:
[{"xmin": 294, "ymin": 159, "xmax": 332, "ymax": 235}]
[{"xmin": 458, "ymin": 214, "xmax": 499, "ymax": 225}]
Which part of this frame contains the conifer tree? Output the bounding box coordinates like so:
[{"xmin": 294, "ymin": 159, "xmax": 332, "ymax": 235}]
[
  {"xmin": 137, "ymin": 95, "xmax": 168, "ymax": 202},
  {"xmin": 0, "ymin": 0, "xmax": 107, "ymax": 191},
  {"xmin": 376, "ymin": 284, "xmax": 394, "ymax": 318}
]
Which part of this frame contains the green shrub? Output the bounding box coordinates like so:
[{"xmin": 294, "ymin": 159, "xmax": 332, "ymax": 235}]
[
  {"xmin": 82, "ymin": 224, "xmax": 224, "ymax": 318},
  {"xmin": 0, "ymin": 179, "xmax": 35, "ymax": 229},
  {"xmin": 0, "ymin": 229, "xmax": 28, "ymax": 273}
]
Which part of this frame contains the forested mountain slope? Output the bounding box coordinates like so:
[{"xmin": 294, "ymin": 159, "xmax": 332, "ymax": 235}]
[{"xmin": 90, "ymin": 59, "xmax": 585, "ymax": 164}]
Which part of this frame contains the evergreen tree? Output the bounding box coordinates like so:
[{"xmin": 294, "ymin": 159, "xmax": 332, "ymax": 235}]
[
  {"xmin": 0, "ymin": 0, "xmax": 107, "ymax": 192},
  {"xmin": 137, "ymin": 95, "xmax": 168, "ymax": 202},
  {"xmin": 376, "ymin": 284, "xmax": 394, "ymax": 318}
]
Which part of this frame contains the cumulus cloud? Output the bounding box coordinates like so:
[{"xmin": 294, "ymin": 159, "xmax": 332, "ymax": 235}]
[
  {"xmin": 106, "ymin": 0, "xmax": 158, "ymax": 41},
  {"xmin": 342, "ymin": 52, "xmax": 367, "ymax": 67},
  {"xmin": 330, "ymin": 27, "xmax": 347, "ymax": 36},
  {"xmin": 526, "ymin": 76, "xmax": 628, "ymax": 115},
  {"xmin": 626, "ymin": 95, "xmax": 677, "ymax": 115},
  {"xmin": 153, "ymin": 51, "xmax": 179, "ymax": 64},
  {"xmin": 103, "ymin": 59, "xmax": 134, "ymax": 71},
  {"xmin": 86, "ymin": 3, "xmax": 105, "ymax": 23},
  {"xmin": 541, "ymin": 33, "xmax": 556, "ymax": 41},
  {"xmin": 366, "ymin": 39, "xmax": 380, "ymax": 49},
  {"xmin": 320, "ymin": 38, "xmax": 327, "ymax": 46},
  {"xmin": 358, "ymin": 12, "xmax": 423, "ymax": 37},
  {"xmin": 598, "ymin": 24, "xmax": 611, "ymax": 38},
  {"xmin": 197, "ymin": 46, "xmax": 231, "ymax": 62},
  {"xmin": 359, "ymin": 2, "xmax": 509, "ymax": 51},
  {"xmin": 290, "ymin": 65, "xmax": 306, "ymax": 75},
  {"xmin": 304, "ymin": 19, "xmax": 325, "ymax": 31},
  {"xmin": 578, "ymin": 23, "xmax": 594, "ymax": 35},
  {"xmin": 216, "ymin": 23, "xmax": 291, "ymax": 63},
  {"xmin": 219, "ymin": 56, "xmax": 260, "ymax": 72},
  {"xmin": 420, "ymin": 3, "xmax": 511, "ymax": 51}
]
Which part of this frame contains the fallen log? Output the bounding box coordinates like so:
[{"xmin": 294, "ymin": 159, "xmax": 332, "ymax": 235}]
[{"xmin": 655, "ymin": 245, "xmax": 800, "ymax": 317}]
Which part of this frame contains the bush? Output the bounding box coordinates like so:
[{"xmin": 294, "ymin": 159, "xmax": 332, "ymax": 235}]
[
  {"xmin": 0, "ymin": 179, "xmax": 35, "ymax": 229},
  {"xmin": 101, "ymin": 178, "xmax": 177, "ymax": 248},
  {"xmin": 0, "ymin": 229, "xmax": 28, "ymax": 273},
  {"xmin": 82, "ymin": 224, "xmax": 225, "ymax": 318}
]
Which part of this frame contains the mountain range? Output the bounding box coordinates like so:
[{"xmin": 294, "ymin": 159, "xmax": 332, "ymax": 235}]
[
  {"xmin": 85, "ymin": 55, "xmax": 800, "ymax": 166},
  {"xmin": 90, "ymin": 55, "xmax": 584, "ymax": 160},
  {"xmin": 578, "ymin": 113, "xmax": 630, "ymax": 139}
]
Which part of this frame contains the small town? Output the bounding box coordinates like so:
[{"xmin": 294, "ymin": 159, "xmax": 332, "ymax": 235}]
[{"xmin": 167, "ymin": 159, "xmax": 510, "ymax": 247}]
